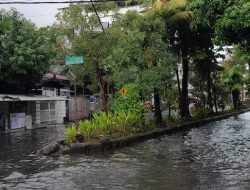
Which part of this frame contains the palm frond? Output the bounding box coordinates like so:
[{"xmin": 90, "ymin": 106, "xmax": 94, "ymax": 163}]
[
  {"xmin": 165, "ymin": 0, "xmax": 187, "ymax": 12},
  {"xmin": 152, "ymin": 0, "xmax": 167, "ymax": 12},
  {"xmin": 166, "ymin": 11, "xmax": 194, "ymax": 26},
  {"xmin": 152, "ymin": 0, "xmax": 189, "ymax": 21}
]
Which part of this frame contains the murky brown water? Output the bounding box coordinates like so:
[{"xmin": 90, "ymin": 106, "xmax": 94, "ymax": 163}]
[{"xmin": 0, "ymin": 113, "xmax": 250, "ymax": 190}]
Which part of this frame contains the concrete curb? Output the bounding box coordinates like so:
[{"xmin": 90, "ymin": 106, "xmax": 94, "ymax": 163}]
[{"xmin": 44, "ymin": 108, "xmax": 250, "ymax": 155}]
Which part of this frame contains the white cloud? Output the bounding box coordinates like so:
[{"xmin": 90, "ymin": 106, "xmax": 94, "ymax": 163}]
[{"xmin": 1, "ymin": 0, "xmax": 69, "ymax": 27}]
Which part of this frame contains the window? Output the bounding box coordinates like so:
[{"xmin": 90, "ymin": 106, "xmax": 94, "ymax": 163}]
[{"xmin": 40, "ymin": 101, "xmax": 56, "ymax": 124}]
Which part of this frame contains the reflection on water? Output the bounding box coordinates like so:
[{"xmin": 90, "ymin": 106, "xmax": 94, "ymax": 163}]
[{"xmin": 0, "ymin": 113, "xmax": 250, "ymax": 190}]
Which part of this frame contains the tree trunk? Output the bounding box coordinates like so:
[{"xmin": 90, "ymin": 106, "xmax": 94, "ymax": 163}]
[
  {"xmin": 154, "ymin": 88, "xmax": 163, "ymax": 127},
  {"xmin": 232, "ymin": 89, "xmax": 240, "ymax": 110},
  {"xmin": 176, "ymin": 69, "xmax": 181, "ymax": 111},
  {"xmin": 168, "ymin": 102, "xmax": 171, "ymax": 118},
  {"xmin": 207, "ymin": 68, "xmax": 213, "ymax": 112},
  {"xmin": 179, "ymin": 55, "xmax": 190, "ymax": 118},
  {"xmin": 96, "ymin": 68, "xmax": 108, "ymax": 115},
  {"xmin": 213, "ymin": 83, "xmax": 218, "ymax": 113},
  {"xmin": 200, "ymin": 81, "xmax": 206, "ymax": 109}
]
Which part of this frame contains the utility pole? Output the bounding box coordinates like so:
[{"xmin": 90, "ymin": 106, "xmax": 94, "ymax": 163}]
[
  {"xmin": 65, "ymin": 55, "xmax": 83, "ymax": 123},
  {"xmin": 74, "ymin": 69, "xmax": 77, "ymax": 123},
  {"xmin": 69, "ymin": 68, "xmax": 77, "ymax": 123}
]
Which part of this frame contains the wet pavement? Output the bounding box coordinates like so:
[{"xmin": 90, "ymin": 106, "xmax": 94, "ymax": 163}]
[{"xmin": 0, "ymin": 113, "xmax": 250, "ymax": 190}]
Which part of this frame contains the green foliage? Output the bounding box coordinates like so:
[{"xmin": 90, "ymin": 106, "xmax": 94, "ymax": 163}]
[
  {"xmin": 191, "ymin": 106, "xmax": 210, "ymax": 119},
  {"xmin": 145, "ymin": 117, "xmax": 156, "ymax": 128},
  {"xmin": 110, "ymin": 10, "xmax": 177, "ymax": 106},
  {"xmin": 222, "ymin": 66, "xmax": 244, "ymax": 91},
  {"xmin": 189, "ymin": 0, "xmax": 249, "ymax": 50},
  {"xmin": 109, "ymin": 83, "xmax": 144, "ymax": 113},
  {"xmin": 65, "ymin": 125, "xmax": 77, "ymax": 145},
  {"xmin": 187, "ymin": 0, "xmax": 250, "ymax": 113},
  {"xmin": 163, "ymin": 116, "xmax": 180, "ymax": 126},
  {"xmin": 215, "ymin": 0, "xmax": 250, "ymax": 46},
  {"xmin": 56, "ymin": 3, "xmax": 118, "ymax": 85},
  {"xmin": 66, "ymin": 110, "xmax": 154, "ymax": 144},
  {"xmin": 162, "ymin": 84, "xmax": 178, "ymax": 110},
  {"xmin": 144, "ymin": 0, "xmax": 194, "ymax": 118},
  {"xmin": 78, "ymin": 120, "xmax": 94, "ymax": 141},
  {"xmin": 92, "ymin": 112, "xmax": 114, "ymax": 136},
  {"xmin": 56, "ymin": 2, "xmax": 178, "ymax": 116},
  {"xmin": 0, "ymin": 9, "xmax": 56, "ymax": 93}
]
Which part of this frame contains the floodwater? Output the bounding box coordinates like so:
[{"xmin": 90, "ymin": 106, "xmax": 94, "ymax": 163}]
[{"xmin": 0, "ymin": 113, "xmax": 250, "ymax": 190}]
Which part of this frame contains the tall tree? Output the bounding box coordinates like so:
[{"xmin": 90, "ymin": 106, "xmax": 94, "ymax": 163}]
[
  {"xmin": 0, "ymin": 9, "xmax": 55, "ymax": 93},
  {"xmin": 189, "ymin": 0, "xmax": 249, "ymax": 111},
  {"xmin": 215, "ymin": 0, "xmax": 249, "ymax": 52},
  {"xmin": 110, "ymin": 11, "xmax": 176, "ymax": 125},
  {"xmin": 148, "ymin": 0, "xmax": 194, "ymax": 118},
  {"xmin": 56, "ymin": 2, "xmax": 118, "ymax": 114}
]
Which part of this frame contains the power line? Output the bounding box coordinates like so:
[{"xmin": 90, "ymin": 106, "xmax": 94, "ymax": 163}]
[
  {"xmin": 0, "ymin": 0, "xmax": 125, "ymax": 4},
  {"xmin": 90, "ymin": 0, "xmax": 109, "ymax": 40}
]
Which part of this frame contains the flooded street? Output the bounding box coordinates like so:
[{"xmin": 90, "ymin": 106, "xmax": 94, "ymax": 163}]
[{"xmin": 0, "ymin": 113, "xmax": 250, "ymax": 190}]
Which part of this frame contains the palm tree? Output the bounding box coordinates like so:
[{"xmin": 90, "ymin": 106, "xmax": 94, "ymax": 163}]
[
  {"xmin": 222, "ymin": 66, "xmax": 244, "ymax": 109},
  {"xmin": 149, "ymin": 0, "xmax": 194, "ymax": 118}
]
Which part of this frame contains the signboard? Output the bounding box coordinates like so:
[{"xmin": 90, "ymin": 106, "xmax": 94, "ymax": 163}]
[
  {"xmin": 119, "ymin": 87, "xmax": 128, "ymax": 96},
  {"xmin": 89, "ymin": 95, "xmax": 96, "ymax": 111},
  {"xmin": 90, "ymin": 95, "xmax": 96, "ymax": 104},
  {"xmin": 65, "ymin": 56, "xmax": 84, "ymax": 65}
]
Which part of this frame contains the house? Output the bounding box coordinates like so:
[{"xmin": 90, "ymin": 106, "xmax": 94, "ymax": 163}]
[
  {"xmin": 40, "ymin": 62, "xmax": 103, "ymax": 122},
  {"xmin": 0, "ymin": 94, "xmax": 67, "ymax": 133}
]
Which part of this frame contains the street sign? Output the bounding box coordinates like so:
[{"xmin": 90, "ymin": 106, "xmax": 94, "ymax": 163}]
[
  {"xmin": 65, "ymin": 56, "xmax": 84, "ymax": 65},
  {"xmin": 90, "ymin": 95, "xmax": 96, "ymax": 104},
  {"xmin": 119, "ymin": 87, "xmax": 128, "ymax": 96}
]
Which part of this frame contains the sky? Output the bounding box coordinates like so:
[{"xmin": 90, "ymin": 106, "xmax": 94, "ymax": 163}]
[
  {"xmin": 0, "ymin": 0, "xmax": 69, "ymax": 27},
  {"xmin": 0, "ymin": 1, "xmax": 143, "ymax": 27}
]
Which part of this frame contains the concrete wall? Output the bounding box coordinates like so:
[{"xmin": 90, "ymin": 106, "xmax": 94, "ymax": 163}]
[
  {"xmin": 69, "ymin": 96, "xmax": 84, "ymax": 121},
  {"xmin": 31, "ymin": 101, "xmax": 41, "ymax": 126},
  {"xmin": 69, "ymin": 96, "xmax": 102, "ymax": 121},
  {"xmin": 56, "ymin": 100, "xmax": 66, "ymax": 124}
]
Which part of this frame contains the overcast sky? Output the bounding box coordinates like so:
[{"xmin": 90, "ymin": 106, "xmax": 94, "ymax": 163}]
[{"xmin": 1, "ymin": 0, "xmax": 69, "ymax": 27}]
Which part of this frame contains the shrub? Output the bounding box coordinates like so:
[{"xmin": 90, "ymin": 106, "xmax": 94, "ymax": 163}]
[
  {"xmin": 191, "ymin": 107, "xmax": 210, "ymax": 119},
  {"xmin": 65, "ymin": 124, "xmax": 77, "ymax": 145},
  {"xmin": 78, "ymin": 120, "xmax": 93, "ymax": 141},
  {"xmin": 109, "ymin": 84, "xmax": 145, "ymax": 114},
  {"xmin": 65, "ymin": 110, "xmax": 155, "ymax": 144},
  {"xmin": 92, "ymin": 112, "xmax": 115, "ymax": 136}
]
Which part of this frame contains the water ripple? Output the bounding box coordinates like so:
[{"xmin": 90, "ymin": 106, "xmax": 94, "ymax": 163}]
[{"xmin": 1, "ymin": 114, "xmax": 250, "ymax": 189}]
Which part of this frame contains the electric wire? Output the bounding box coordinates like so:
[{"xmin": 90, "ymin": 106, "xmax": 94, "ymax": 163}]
[
  {"xmin": 90, "ymin": 0, "xmax": 109, "ymax": 39},
  {"xmin": 0, "ymin": 0, "xmax": 126, "ymax": 4}
]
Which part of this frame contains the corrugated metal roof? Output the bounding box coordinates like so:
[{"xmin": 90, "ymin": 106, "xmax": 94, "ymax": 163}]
[{"xmin": 0, "ymin": 94, "xmax": 68, "ymax": 102}]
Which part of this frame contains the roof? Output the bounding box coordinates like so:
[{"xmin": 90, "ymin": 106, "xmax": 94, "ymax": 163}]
[
  {"xmin": 0, "ymin": 94, "xmax": 68, "ymax": 102},
  {"xmin": 41, "ymin": 78, "xmax": 70, "ymax": 88},
  {"xmin": 43, "ymin": 72, "xmax": 67, "ymax": 80}
]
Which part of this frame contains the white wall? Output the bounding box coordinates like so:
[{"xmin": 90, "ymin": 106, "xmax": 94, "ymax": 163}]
[
  {"xmin": 31, "ymin": 101, "xmax": 41, "ymax": 126},
  {"xmin": 100, "ymin": 5, "xmax": 143, "ymax": 24},
  {"xmin": 42, "ymin": 87, "xmax": 57, "ymax": 97},
  {"xmin": 56, "ymin": 100, "xmax": 66, "ymax": 124}
]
